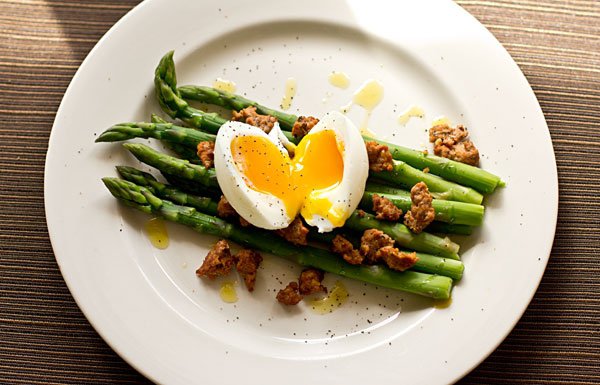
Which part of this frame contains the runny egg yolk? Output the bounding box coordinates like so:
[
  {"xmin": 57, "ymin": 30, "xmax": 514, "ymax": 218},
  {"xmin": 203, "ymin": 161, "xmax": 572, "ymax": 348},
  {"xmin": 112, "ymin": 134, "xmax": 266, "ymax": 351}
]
[{"xmin": 231, "ymin": 130, "xmax": 344, "ymax": 222}]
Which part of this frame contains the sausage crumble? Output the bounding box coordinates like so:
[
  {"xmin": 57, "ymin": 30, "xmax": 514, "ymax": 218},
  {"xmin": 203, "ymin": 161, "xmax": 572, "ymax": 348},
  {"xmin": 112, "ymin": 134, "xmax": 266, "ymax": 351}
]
[
  {"xmin": 376, "ymin": 247, "xmax": 418, "ymax": 272},
  {"xmin": 276, "ymin": 281, "xmax": 303, "ymax": 305},
  {"xmin": 332, "ymin": 234, "xmax": 363, "ymax": 265},
  {"xmin": 403, "ymin": 182, "xmax": 435, "ymax": 233},
  {"xmin": 232, "ymin": 106, "xmax": 277, "ymax": 133},
  {"xmin": 292, "ymin": 116, "xmax": 319, "ymax": 138},
  {"xmin": 276, "ymin": 217, "xmax": 309, "ymax": 246},
  {"xmin": 429, "ymin": 123, "xmax": 480, "ymax": 166},
  {"xmin": 235, "ymin": 249, "xmax": 262, "ymax": 292},
  {"xmin": 359, "ymin": 229, "xmax": 395, "ymax": 263},
  {"xmin": 217, "ymin": 195, "xmax": 237, "ymax": 218},
  {"xmin": 196, "ymin": 141, "xmax": 215, "ymax": 169},
  {"xmin": 298, "ymin": 268, "xmax": 327, "ymax": 295},
  {"xmin": 372, "ymin": 194, "xmax": 403, "ymax": 221},
  {"xmin": 365, "ymin": 141, "xmax": 394, "ymax": 172},
  {"xmin": 216, "ymin": 195, "xmax": 251, "ymax": 227},
  {"xmin": 196, "ymin": 239, "xmax": 235, "ymax": 279}
]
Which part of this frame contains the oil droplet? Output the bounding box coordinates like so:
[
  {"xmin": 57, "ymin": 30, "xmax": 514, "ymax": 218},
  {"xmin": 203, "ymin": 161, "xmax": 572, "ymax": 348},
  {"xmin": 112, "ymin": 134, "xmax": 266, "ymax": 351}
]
[
  {"xmin": 213, "ymin": 78, "xmax": 236, "ymax": 93},
  {"xmin": 353, "ymin": 80, "xmax": 384, "ymax": 136},
  {"xmin": 434, "ymin": 297, "xmax": 452, "ymax": 309},
  {"xmin": 145, "ymin": 218, "xmax": 169, "ymax": 249},
  {"xmin": 328, "ymin": 71, "xmax": 350, "ymax": 89},
  {"xmin": 280, "ymin": 77, "xmax": 297, "ymax": 110},
  {"xmin": 432, "ymin": 116, "xmax": 450, "ymax": 127},
  {"xmin": 398, "ymin": 105, "xmax": 425, "ymax": 125},
  {"xmin": 219, "ymin": 281, "xmax": 238, "ymax": 303},
  {"xmin": 309, "ymin": 281, "xmax": 349, "ymax": 314},
  {"xmin": 353, "ymin": 80, "xmax": 384, "ymax": 110}
]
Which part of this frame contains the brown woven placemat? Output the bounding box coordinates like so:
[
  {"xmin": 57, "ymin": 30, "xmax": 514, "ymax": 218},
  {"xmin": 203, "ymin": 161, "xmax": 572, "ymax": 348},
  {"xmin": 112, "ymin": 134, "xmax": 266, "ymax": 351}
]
[{"xmin": 1, "ymin": 0, "xmax": 598, "ymax": 383}]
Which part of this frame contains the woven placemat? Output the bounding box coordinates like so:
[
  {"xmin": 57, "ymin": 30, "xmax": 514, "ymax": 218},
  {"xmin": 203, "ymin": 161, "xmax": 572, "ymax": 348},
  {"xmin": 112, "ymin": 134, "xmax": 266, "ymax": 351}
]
[{"xmin": 1, "ymin": 1, "xmax": 598, "ymax": 383}]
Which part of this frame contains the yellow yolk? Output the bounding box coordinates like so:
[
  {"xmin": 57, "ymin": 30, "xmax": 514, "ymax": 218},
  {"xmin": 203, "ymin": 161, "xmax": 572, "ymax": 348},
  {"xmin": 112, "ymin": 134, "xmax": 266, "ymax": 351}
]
[{"xmin": 231, "ymin": 130, "xmax": 344, "ymax": 223}]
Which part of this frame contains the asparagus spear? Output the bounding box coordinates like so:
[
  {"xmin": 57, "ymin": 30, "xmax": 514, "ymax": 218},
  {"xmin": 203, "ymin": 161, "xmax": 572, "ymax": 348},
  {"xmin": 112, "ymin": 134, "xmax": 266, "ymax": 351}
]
[
  {"xmin": 308, "ymin": 230, "xmax": 463, "ymax": 280},
  {"xmin": 123, "ymin": 143, "xmax": 218, "ymax": 188},
  {"xmin": 344, "ymin": 211, "xmax": 460, "ymax": 260},
  {"xmin": 361, "ymin": 191, "xmax": 484, "ymax": 226},
  {"xmin": 96, "ymin": 122, "xmax": 215, "ymax": 146},
  {"xmin": 102, "ymin": 177, "xmax": 453, "ymax": 299},
  {"xmin": 178, "ymin": 85, "xmax": 299, "ymax": 130},
  {"xmin": 155, "ymin": 51, "xmax": 227, "ymax": 134},
  {"xmin": 428, "ymin": 222, "xmax": 473, "ymax": 236},
  {"xmin": 112, "ymin": 171, "xmax": 464, "ymax": 280},
  {"xmin": 116, "ymin": 166, "xmax": 218, "ymax": 215},
  {"xmin": 149, "ymin": 113, "xmax": 203, "ymax": 163},
  {"xmin": 371, "ymin": 160, "xmax": 484, "ymax": 205},
  {"xmin": 365, "ymin": 136, "xmax": 504, "ymax": 194}
]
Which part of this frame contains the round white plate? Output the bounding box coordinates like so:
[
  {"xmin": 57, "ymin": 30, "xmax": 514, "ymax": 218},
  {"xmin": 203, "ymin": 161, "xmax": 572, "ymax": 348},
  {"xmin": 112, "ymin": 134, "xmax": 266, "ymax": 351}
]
[{"xmin": 44, "ymin": 1, "xmax": 558, "ymax": 384}]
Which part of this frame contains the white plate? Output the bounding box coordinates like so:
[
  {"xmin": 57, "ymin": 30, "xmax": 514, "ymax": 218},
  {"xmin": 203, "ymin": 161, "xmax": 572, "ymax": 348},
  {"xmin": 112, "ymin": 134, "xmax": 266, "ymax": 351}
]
[{"xmin": 44, "ymin": 1, "xmax": 558, "ymax": 384}]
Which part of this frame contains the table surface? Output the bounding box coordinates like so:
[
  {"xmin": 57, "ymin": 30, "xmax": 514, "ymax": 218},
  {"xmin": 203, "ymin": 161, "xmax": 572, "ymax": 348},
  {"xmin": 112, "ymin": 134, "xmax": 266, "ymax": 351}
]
[{"xmin": 1, "ymin": 0, "xmax": 599, "ymax": 383}]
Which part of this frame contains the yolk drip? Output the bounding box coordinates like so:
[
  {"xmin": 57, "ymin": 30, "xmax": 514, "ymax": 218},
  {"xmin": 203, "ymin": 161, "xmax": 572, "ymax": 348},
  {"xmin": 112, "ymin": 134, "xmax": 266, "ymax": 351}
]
[{"xmin": 231, "ymin": 130, "xmax": 344, "ymax": 221}]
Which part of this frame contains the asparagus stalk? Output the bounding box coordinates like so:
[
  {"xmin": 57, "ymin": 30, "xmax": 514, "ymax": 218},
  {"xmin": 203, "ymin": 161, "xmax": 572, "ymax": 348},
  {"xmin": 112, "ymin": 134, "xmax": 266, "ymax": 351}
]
[
  {"xmin": 361, "ymin": 191, "xmax": 484, "ymax": 226},
  {"xmin": 371, "ymin": 160, "xmax": 484, "ymax": 205},
  {"xmin": 428, "ymin": 222, "xmax": 473, "ymax": 236},
  {"xmin": 102, "ymin": 177, "xmax": 453, "ymax": 299},
  {"xmin": 112, "ymin": 171, "xmax": 463, "ymax": 280},
  {"xmin": 155, "ymin": 51, "xmax": 227, "ymax": 134},
  {"xmin": 149, "ymin": 114, "xmax": 203, "ymax": 163},
  {"xmin": 116, "ymin": 166, "xmax": 218, "ymax": 215},
  {"xmin": 150, "ymin": 114, "xmax": 169, "ymax": 124},
  {"xmin": 308, "ymin": 230, "xmax": 463, "ymax": 280},
  {"xmin": 365, "ymin": 136, "xmax": 504, "ymax": 194},
  {"xmin": 122, "ymin": 143, "xmax": 218, "ymax": 188},
  {"xmin": 178, "ymin": 85, "xmax": 299, "ymax": 130},
  {"xmin": 344, "ymin": 211, "xmax": 460, "ymax": 260},
  {"xmin": 95, "ymin": 122, "xmax": 215, "ymax": 146}
]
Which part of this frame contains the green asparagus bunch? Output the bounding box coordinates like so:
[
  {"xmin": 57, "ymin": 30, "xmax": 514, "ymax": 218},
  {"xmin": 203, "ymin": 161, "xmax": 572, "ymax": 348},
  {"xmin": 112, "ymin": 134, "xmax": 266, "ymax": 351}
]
[{"xmin": 102, "ymin": 177, "xmax": 453, "ymax": 299}]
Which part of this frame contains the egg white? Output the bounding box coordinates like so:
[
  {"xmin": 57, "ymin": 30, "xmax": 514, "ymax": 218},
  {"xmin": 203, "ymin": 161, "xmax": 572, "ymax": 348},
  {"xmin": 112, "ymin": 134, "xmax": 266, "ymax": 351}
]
[
  {"xmin": 214, "ymin": 111, "xmax": 368, "ymax": 232},
  {"xmin": 214, "ymin": 121, "xmax": 292, "ymax": 230},
  {"xmin": 300, "ymin": 111, "xmax": 369, "ymax": 232}
]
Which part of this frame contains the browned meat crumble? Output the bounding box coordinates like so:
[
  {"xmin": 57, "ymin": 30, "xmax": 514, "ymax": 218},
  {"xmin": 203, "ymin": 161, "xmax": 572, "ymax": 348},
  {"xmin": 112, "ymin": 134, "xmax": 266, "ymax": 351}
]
[
  {"xmin": 298, "ymin": 268, "xmax": 327, "ymax": 295},
  {"xmin": 276, "ymin": 281, "xmax": 303, "ymax": 305},
  {"xmin": 232, "ymin": 106, "xmax": 277, "ymax": 133},
  {"xmin": 429, "ymin": 123, "xmax": 480, "ymax": 166},
  {"xmin": 235, "ymin": 249, "xmax": 262, "ymax": 292},
  {"xmin": 196, "ymin": 239, "xmax": 235, "ymax": 279},
  {"xmin": 376, "ymin": 247, "xmax": 418, "ymax": 272},
  {"xmin": 365, "ymin": 141, "xmax": 394, "ymax": 172},
  {"xmin": 372, "ymin": 194, "xmax": 402, "ymax": 221},
  {"xmin": 403, "ymin": 182, "xmax": 435, "ymax": 233},
  {"xmin": 216, "ymin": 195, "xmax": 251, "ymax": 227},
  {"xmin": 217, "ymin": 195, "xmax": 237, "ymax": 218},
  {"xmin": 276, "ymin": 217, "xmax": 309, "ymax": 246},
  {"xmin": 196, "ymin": 141, "xmax": 215, "ymax": 168},
  {"xmin": 359, "ymin": 229, "xmax": 395, "ymax": 263},
  {"xmin": 292, "ymin": 116, "xmax": 319, "ymax": 138},
  {"xmin": 331, "ymin": 234, "xmax": 363, "ymax": 265}
]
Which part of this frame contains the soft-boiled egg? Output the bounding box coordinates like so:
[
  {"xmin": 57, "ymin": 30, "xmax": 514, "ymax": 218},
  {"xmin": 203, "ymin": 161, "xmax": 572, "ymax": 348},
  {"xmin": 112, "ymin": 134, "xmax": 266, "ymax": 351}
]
[{"xmin": 214, "ymin": 111, "xmax": 368, "ymax": 232}]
